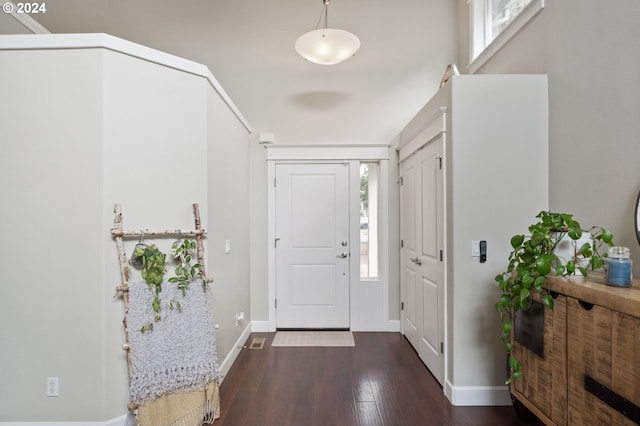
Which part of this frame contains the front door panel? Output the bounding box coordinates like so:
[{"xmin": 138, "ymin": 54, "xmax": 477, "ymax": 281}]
[{"xmin": 275, "ymin": 163, "xmax": 350, "ymax": 329}]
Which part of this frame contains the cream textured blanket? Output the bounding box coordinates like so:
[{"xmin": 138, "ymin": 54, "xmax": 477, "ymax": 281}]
[
  {"xmin": 127, "ymin": 279, "xmax": 220, "ymax": 425},
  {"xmin": 137, "ymin": 381, "xmax": 220, "ymax": 426}
]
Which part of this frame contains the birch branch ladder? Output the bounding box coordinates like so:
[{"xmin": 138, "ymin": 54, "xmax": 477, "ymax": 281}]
[{"xmin": 110, "ymin": 203, "xmax": 213, "ymax": 425}]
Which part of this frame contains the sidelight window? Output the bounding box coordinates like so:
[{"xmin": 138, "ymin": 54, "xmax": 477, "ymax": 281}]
[{"xmin": 360, "ymin": 163, "xmax": 379, "ymax": 279}]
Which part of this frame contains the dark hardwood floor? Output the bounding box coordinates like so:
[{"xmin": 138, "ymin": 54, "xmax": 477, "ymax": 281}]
[{"xmin": 211, "ymin": 332, "xmax": 535, "ymax": 426}]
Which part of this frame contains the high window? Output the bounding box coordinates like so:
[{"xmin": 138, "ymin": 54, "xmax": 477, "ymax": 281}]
[{"xmin": 468, "ymin": 0, "xmax": 544, "ymax": 72}]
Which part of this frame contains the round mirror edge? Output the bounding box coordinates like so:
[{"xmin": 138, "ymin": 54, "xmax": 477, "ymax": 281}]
[{"xmin": 636, "ymin": 189, "xmax": 640, "ymax": 247}]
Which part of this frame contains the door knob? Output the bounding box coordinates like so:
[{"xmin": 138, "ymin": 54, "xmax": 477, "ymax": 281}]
[
  {"xmin": 410, "ymin": 257, "xmax": 422, "ymax": 266},
  {"xmin": 336, "ymin": 252, "xmax": 348, "ymax": 258}
]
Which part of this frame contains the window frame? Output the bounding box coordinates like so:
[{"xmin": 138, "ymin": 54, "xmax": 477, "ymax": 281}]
[{"xmin": 468, "ymin": 0, "xmax": 545, "ymax": 74}]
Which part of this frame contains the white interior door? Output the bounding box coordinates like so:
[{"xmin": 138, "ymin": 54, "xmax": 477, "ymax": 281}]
[
  {"xmin": 275, "ymin": 163, "xmax": 350, "ymax": 329},
  {"xmin": 400, "ymin": 156, "xmax": 419, "ymax": 349},
  {"xmin": 400, "ymin": 138, "xmax": 445, "ymax": 385},
  {"xmin": 417, "ymin": 138, "xmax": 444, "ymax": 385}
]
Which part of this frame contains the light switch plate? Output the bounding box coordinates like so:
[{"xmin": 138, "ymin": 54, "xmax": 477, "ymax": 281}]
[
  {"xmin": 225, "ymin": 239, "xmax": 231, "ymax": 254},
  {"xmin": 471, "ymin": 240, "xmax": 480, "ymax": 257}
]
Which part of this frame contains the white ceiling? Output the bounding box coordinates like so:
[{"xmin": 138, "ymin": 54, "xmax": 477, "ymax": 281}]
[{"xmin": 32, "ymin": 0, "xmax": 458, "ymax": 144}]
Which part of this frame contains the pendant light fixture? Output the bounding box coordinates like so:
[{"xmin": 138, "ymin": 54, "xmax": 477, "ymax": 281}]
[{"xmin": 295, "ymin": 0, "xmax": 360, "ymax": 65}]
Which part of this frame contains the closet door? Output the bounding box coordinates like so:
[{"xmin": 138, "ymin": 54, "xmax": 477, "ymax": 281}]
[
  {"xmin": 400, "ymin": 154, "xmax": 420, "ymax": 349},
  {"xmin": 400, "ymin": 137, "xmax": 445, "ymax": 386},
  {"xmin": 417, "ymin": 137, "xmax": 444, "ymax": 386}
]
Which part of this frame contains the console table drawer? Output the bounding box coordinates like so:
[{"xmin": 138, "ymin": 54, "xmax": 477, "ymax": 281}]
[{"xmin": 567, "ymin": 297, "xmax": 640, "ymax": 425}]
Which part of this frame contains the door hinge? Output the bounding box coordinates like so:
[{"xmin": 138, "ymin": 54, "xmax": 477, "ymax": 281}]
[
  {"xmin": 273, "ymin": 178, "xmax": 276, "ymax": 187},
  {"xmin": 401, "ymin": 302, "xmax": 404, "ymax": 311},
  {"xmin": 275, "ymin": 299, "xmax": 277, "ymax": 309},
  {"xmin": 275, "ymin": 237, "xmax": 280, "ymax": 248},
  {"xmin": 437, "ymin": 156, "xmax": 443, "ymax": 170},
  {"xmin": 441, "ymin": 342, "xmax": 444, "ymax": 354},
  {"xmin": 440, "ymin": 250, "xmax": 443, "ymax": 261},
  {"xmin": 398, "ymin": 176, "xmax": 403, "ymax": 185},
  {"xmin": 401, "ymin": 239, "xmax": 404, "ymax": 248}
]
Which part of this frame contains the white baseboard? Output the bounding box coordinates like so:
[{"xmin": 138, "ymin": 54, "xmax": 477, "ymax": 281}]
[
  {"xmin": 250, "ymin": 320, "xmax": 270, "ymax": 332},
  {"xmin": 444, "ymin": 380, "xmax": 512, "ymax": 406},
  {"xmin": 104, "ymin": 415, "xmax": 126, "ymax": 426},
  {"xmin": 218, "ymin": 323, "xmax": 252, "ymax": 382},
  {"xmin": 386, "ymin": 320, "xmax": 400, "ymax": 332}
]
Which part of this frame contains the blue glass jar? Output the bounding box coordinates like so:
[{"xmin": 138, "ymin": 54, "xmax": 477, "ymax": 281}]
[{"xmin": 605, "ymin": 247, "xmax": 632, "ymax": 287}]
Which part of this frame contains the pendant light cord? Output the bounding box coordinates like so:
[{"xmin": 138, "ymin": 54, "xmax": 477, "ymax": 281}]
[{"xmin": 314, "ymin": 0, "xmax": 331, "ymax": 30}]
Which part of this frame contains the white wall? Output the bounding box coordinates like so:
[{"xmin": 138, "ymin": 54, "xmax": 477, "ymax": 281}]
[
  {"xmin": 249, "ymin": 140, "xmax": 269, "ymax": 326},
  {"xmin": 457, "ymin": 0, "xmax": 640, "ymax": 277},
  {"xmin": 0, "ymin": 48, "xmax": 105, "ymax": 421},
  {"xmin": 0, "ymin": 34, "xmax": 251, "ymax": 422},
  {"xmin": 447, "ymin": 75, "xmax": 548, "ymax": 398},
  {"xmin": 206, "ymin": 77, "xmax": 252, "ymax": 364}
]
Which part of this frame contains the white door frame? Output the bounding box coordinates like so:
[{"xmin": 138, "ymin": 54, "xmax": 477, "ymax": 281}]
[{"xmin": 266, "ymin": 145, "xmax": 390, "ymax": 332}]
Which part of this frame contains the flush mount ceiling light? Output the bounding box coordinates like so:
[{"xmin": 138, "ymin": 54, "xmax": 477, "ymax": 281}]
[{"xmin": 295, "ymin": 0, "xmax": 360, "ymax": 65}]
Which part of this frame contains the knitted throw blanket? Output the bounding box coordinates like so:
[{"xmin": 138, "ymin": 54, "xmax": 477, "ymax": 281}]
[{"xmin": 127, "ymin": 279, "xmax": 220, "ymax": 404}]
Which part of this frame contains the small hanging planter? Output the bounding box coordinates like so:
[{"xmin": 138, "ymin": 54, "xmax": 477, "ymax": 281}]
[
  {"xmin": 134, "ymin": 244, "xmax": 167, "ymax": 333},
  {"xmin": 129, "ymin": 231, "xmax": 148, "ymax": 269}
]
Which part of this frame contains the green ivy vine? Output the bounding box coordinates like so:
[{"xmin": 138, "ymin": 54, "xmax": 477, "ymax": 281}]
[{"xmin": 132, "ymin": 239, "xmax": 206, "ymax": 334}]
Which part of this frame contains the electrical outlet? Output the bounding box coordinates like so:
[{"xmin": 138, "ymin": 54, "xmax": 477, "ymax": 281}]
[
  {"xmin": 235, "ymin": 311, "xmax": 244, "ymax": 327},
  {"xmin": 47, "ymin": 377, "xmax": 59, "ymax": 397}
]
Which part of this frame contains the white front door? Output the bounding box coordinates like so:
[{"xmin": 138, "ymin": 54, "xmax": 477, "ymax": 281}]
[
  {"xmin": 400, "ymin": 137, "xmax": 445, "ymax": 385},
  {"xmin": 275, "ymin": 163, "xmax": 350, "ymax": 329}
]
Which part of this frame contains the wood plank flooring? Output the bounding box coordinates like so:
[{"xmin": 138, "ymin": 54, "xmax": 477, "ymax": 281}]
[{"xmin": 210, "ymin": 332, "xmax": 535, "ymax": 426}]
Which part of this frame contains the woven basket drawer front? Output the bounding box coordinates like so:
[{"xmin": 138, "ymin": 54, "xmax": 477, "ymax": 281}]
[
  {"xmin": 567, "ymin": 297, "xmax": 640, "ymax": 426},
  {"xmin": 513, "ymin": 293, "xmax": 567, "ymax": 426}
]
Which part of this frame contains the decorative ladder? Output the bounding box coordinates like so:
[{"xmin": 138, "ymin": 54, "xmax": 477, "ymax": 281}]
[{"xmin": 111, "ymin": 203, "xmax": 213, "ymax": 425}]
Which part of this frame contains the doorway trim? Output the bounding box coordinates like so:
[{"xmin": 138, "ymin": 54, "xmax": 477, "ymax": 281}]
[{"xmin": 266, "ymin": 145, "xmax": 390, "ymax": 332}]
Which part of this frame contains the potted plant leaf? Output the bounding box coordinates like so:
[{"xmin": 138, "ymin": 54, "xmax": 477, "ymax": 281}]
[
  {"xmin": 494, "ymin": 211, "xmax": 614, "ymax": 383},
  {"xmin": 169, "ymin": 238, "xmax": 206, "ymax": 296}
]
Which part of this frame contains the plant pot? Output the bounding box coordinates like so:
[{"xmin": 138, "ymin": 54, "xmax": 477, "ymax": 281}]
[
  {"xmin": 553, "ymin": 231, "xmax": 593, "ymax": 275},
  {"xmin": 129, "ymin": 243, "xmax": 148, "ymax": 269}
]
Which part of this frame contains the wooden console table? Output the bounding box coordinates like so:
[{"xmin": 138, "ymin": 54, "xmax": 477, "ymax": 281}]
[{"xmin": 511, "ymin": 273, "xmax": 640, "ymax": 425}]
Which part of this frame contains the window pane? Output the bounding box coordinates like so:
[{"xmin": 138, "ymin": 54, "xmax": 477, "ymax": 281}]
[
  {"xmin": 489, "ymin": 0, "xmax": 532, "ymax": 42},
  {"xmin": 360, "ymin": 163, "xmax": 378, "ymax": 279}
]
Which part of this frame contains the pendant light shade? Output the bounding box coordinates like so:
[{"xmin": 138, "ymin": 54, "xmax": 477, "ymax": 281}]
[
  {"xmin": 295, "ymin": 29, "xmax": 360, "ymax": 65},
  {"xmin": 295, "ymin": 0, "xmax": 360, "ymax": 65}
]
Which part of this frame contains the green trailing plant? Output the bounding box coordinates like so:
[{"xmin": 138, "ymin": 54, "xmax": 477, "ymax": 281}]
[
  {"xmin": 169, "ymin": 238, "xmax": 206, "ymax": 296},
  {"xmin": 133, "ymin": 239, "xmax": 207, "ymax": 334},
  {"xmin": 495, "ymin": 211, "xmax": 614, "ymax": 384},
  {"xmin": 132, "ymin": 244, "xmax": 166, "ymax": 333}
]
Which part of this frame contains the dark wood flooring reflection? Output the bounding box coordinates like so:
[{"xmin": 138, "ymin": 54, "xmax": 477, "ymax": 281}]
[{"xmin": 211, "ymin": 332, "xmax": 532, "ymax": 426}]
